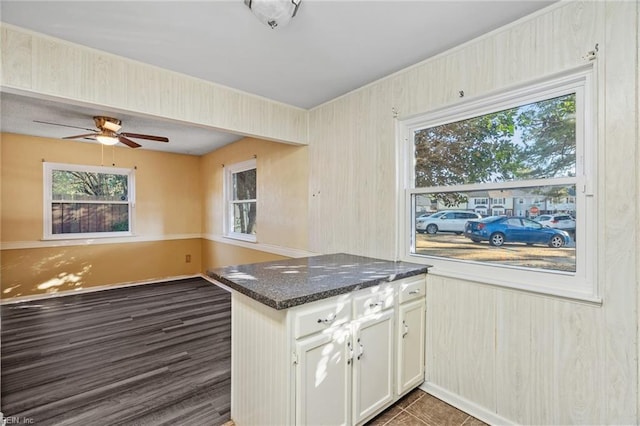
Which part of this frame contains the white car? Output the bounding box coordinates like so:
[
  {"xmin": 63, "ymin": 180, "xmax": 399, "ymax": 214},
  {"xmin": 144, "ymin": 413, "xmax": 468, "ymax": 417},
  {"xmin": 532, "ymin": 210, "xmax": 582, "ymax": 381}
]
[
  {"xmin": 534, "ymin": 214, "xmax": 576, "ymax": 231},
  {"xmin": 416, "ymin": 210, "xmax": 482, "ymax": 234}
]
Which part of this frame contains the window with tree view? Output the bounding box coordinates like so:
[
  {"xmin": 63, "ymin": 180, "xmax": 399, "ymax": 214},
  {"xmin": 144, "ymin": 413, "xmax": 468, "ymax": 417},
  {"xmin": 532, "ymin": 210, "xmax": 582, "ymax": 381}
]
[
  {"xmin": 225, "ymin": 159, "xmax": 257, "ymax": 241},
  {"xmin": 44, "ymin": 163, "xmax": 134, "ymax": 238},
  {"xmin": 405, "ymin": 73, "xmax": 592, "ymax": 280}
]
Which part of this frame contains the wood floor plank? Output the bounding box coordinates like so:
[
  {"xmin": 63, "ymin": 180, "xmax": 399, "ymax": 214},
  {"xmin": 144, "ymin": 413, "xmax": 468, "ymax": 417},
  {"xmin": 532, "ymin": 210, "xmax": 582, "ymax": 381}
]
[{"xmin": 1, "ymin": 278, "xmax": 232, "ymax": 425}]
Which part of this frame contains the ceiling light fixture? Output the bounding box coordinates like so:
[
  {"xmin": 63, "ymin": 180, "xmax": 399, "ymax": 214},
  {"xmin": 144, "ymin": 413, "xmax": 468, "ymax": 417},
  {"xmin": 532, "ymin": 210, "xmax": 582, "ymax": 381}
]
[
  {"xmin": 244, "ymin": 0, "xmax": 301, "ymax": 29},
  {"xmin": 96, "ymin": 132, "xmax": 119, "ymax": 146}
]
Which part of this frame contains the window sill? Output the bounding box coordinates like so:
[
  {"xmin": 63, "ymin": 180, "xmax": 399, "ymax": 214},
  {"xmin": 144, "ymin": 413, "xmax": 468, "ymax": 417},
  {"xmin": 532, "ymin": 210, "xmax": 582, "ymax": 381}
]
[
  {"xmin": 404, "ymin": 254, "xmax": 601, "ymax": 306},
  {"xmin": 43, "ymin": 232, "xmax": 134, "ymax": 241},
  {"xmin": 224, "ymin": 233, "xmax": 257, "ymax": 243}
]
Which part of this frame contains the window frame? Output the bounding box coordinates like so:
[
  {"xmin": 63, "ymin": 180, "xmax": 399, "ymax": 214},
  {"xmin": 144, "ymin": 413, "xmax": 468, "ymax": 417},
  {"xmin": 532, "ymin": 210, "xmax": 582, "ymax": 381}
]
[
  {"xmin": 43, "ymin": 162, "xmax": 135, "ymax": 240},
  {"xmin": 223, "ymin": 158, "xmax": 257, "ymax": 243},
  {"xmin": 397, "ymin": 66, "xmax": 599, "ymax": 302}
]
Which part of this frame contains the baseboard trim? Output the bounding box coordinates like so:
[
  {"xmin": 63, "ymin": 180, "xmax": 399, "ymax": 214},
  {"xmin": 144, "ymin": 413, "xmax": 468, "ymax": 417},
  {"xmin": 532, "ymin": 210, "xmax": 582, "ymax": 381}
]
[
  {"xmin": 201, "ymin": 274, "xmax": 233, "ymax": 293},
  {"xmin": 0, "ymin": 274, "xmax": 209, "ymax": 305},
  {"xmin": 419, "ymin": 382, "xmax": 515, "ymax": 426}
]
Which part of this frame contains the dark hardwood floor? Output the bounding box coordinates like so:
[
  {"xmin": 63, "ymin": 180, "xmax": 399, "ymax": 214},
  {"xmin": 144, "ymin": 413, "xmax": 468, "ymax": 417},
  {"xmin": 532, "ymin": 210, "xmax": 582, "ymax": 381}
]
[{"xmin": 1, "ymin": 277, "xmax": 231, "ymax": 426}]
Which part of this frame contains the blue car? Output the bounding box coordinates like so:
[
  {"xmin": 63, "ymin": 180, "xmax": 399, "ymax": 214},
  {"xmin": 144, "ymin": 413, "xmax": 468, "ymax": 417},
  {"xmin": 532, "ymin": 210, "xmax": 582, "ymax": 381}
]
[{"xmin": 464, "ymin": 216, "xmax": 570, "ymax": 248}]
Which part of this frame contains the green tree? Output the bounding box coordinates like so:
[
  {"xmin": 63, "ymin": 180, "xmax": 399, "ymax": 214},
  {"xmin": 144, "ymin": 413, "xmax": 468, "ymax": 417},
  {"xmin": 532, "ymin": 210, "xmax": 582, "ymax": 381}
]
[
  {"xmin": 413, "ymin": 93, "xmax": 576, "ymax": 207},
  {"xmin": 414, "ymin": 108, "xmax": 521, "ymax": 205},
  {"xmin": 517, "ymin": 94, "xmax": 576, "ymax": 179},
  {"xmin": 52, "ymin": 170, "xmax": 128, "ymax": 201}
]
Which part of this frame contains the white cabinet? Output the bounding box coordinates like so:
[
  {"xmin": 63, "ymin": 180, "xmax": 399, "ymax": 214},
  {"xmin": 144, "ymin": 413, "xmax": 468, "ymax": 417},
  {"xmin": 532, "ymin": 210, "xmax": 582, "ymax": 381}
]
[
  {"xmin": 397, "ymin": 299, "xmax": 426, "ymax": 395},
  {"xmin": 352, "ymin": 309, "xmax": 395, "ymax": 424},
  {"xmin": 295, "ymin": 326, "xmax": 351, "ymax": 426},
  {"xmin": 294, "ymin": 291, "xmax": 395, "ymax": 426},
  {"xmin": 229, "ymin": 274, "xmax": 426, "ymax": 426},
  {"xmin": 397, "ymin": 276, "xmax": 426, "ymax": 396}
]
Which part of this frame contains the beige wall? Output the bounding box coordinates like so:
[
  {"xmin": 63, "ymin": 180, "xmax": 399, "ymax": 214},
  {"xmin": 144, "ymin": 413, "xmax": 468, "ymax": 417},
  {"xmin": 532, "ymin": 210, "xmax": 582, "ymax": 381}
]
[
  {"xmin": 200, "ymin": 136, "xmax": 308, "ymax": 271},
  {"xmin": 1, "ymin": 133, "xmax": 308, "ymax": 298},
  {"xmin": 308, "ymin": 2, "xmax": 638, "ymax": 424},
  {"xmin": 2, "ymin": 240, "xmax": 201, "ymax": 298},
  {"xmin": 1, "ymin": 133, "xmax": 202, "ymax": 241},
  {"xmin": 201, "ymin": 239, "xmax": 288, "ymax": 272},
  {"xmin": 1, "ymin": 133, "xmax": 203, "ymax": 297}
]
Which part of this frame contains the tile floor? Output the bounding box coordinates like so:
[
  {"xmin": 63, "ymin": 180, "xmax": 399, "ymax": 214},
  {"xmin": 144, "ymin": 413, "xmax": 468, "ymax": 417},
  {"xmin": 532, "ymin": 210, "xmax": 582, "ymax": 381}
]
[
  {"xmin": 367, "ymin": 388, "xmax": 487, "ymax": 426},
  {"xmin": 223, "ymin": 388, "xmax": 486, "ymax": 426}
]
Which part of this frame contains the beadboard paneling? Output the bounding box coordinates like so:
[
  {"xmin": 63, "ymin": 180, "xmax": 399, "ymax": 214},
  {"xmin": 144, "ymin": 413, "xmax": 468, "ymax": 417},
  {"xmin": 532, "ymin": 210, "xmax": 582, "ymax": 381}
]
[
  {"xmin": 231, "ymin": 291, "xmax": 291, "ymax": 425},
  {"xmin": 309, "ymin": 1, "xmax": 638, "ymax": 424},
  {"xmin": 1, "ymin": 24, "xmax": 308, "ymax": 145},
  {"xmin": 308, "ymin": 80, "xmax": 395, "ymax": 259},
  {"xmin": 599, "ymin": 2, "xmax": 639, "ymax": 423},
  {"xmin": 426, "ymin": 276, "xmax": 496, "ymax": 411}
]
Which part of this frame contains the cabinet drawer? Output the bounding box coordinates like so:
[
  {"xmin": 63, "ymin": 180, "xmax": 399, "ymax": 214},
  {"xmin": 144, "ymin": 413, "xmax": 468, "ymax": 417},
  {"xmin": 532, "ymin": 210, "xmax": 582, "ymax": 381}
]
[
  {"xmin": 294, "ymin": 300, "xmax": 351, "ymax": 339},
  {"xmin": 353, "ymin": 284, "xmax": 394, "ymax": 319},
  {"xmin": 398, "ymin": 276, "xmax": 425, "ymax": 304}
]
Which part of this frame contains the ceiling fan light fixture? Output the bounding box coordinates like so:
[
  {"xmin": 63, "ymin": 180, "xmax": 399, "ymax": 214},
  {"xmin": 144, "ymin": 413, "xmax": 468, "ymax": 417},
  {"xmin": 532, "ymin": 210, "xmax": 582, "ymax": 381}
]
[
  {"xmin": 244, "ymin": 0, "xmax": 301, "ymax": 29},
  {"xmin": 96, "ymin": 134, "xmax": 119, "ymax": 146}
]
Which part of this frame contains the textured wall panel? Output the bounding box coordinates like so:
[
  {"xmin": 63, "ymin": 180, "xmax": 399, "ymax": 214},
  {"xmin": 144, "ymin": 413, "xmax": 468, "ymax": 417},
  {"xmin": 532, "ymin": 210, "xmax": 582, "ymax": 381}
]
[{"xmin": 1, "ymin": 25, "xmax": 308, "ymax": 145}]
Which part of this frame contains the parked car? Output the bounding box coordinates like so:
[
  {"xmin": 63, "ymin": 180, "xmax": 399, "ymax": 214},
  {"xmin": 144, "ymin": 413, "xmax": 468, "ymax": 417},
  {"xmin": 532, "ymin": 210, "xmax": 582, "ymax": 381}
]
[
  {"xmin": 416, "ymin": 210, "xmax": 482, "ymax": 234},
  {"xmin": 464, "ymin": 216, "xmax": 570, "ymax": 248},
  {"xmin": 415, "ymin": 213, "xmax": 434, "ymax": 221},
  {"xmin": 534, "ymin": 214, "xmax": 576, "ymax": 231}
]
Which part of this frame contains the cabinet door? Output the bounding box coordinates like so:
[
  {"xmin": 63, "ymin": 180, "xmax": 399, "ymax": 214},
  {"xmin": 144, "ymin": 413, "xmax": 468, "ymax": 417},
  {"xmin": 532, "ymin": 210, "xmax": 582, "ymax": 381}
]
[
  {"xmin": 295, "ymin": 327, "xmax": 351, "ymax": 426},
  {"xmin": 397, "ymin": 299, "xmax": 426, "ymax": 396},
  {"xmin": 352, "ymin": 309, "xmax": 394, "ymax": 425}
]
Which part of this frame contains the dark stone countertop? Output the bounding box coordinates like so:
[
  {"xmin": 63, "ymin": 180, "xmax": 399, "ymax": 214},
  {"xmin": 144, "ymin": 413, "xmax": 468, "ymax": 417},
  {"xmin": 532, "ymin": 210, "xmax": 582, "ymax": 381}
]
[{"xmin": 206, "ymin": 253, "xmax": 430, "ymax": 310}]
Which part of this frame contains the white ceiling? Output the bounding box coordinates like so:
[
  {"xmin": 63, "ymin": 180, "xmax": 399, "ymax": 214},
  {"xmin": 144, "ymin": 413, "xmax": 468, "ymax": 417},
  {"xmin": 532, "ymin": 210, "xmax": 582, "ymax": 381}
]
[{"xmin": 0, "ymin": 0, "xmax": 555, "ymax": 155}]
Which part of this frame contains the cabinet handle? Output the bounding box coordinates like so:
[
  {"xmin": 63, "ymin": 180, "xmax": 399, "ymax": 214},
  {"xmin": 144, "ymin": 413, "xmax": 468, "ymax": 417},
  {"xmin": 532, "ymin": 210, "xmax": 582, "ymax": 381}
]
[
  {"xmin": 317, "ymin": 313, "xmax": 336, "ymax": 324},
  {"xmin": 369, "ymin": 301, "xmax": 382, "ymax": 309},
  {"xmin": 402, "ymin": 320, "xmax": 409, "ymax": 338},
  {"xmin": 357, "ymin": 338, "xmax": 364, "ymax": 360},
  {"xmin": 347, "ymin": 341, "xmax": 354, "ymax": 365},
  {"xmin": 409, "ymin": 289, "xmax": 420, "ymax": 295}
]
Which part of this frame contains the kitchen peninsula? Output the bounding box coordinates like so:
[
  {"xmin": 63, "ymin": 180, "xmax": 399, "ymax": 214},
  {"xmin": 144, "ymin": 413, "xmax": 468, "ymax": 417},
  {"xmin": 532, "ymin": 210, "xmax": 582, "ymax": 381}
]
[{"xmin": 208, "ymin": 253, "xmax": 430, "ymax": 426}]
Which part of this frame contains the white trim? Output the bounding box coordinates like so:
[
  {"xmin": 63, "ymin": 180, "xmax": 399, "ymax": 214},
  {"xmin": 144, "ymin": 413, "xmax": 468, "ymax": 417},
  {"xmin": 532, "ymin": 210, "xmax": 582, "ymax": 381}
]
[
  {"xmin": 43, "ymin": 162, "xmax": 136, "ymax": 240},
  {"xmin": 1, "ymin": 232, "xmax": 316, "ymax": 259},
  {"xmin": 200, "ymin": 274, "xmax": 233, "ymax": 293},
  {"xmin": 397, "ymin": 65, "xmax": 598, "ymax": 301},
  {"xmin": 203, "ymin": 233, "xmax": 317, "ymax": 259},
  {"xmin": 0, "ymin": 274, "xmax": 204, "ymax": 305},
  {"xmin": 225, "ymin": 231, "xmax": 257, "ymax": 244},
  {"xmin": 223, "ymin": 158, "xmax": 257, "ymax": 240},
  {"xmin": 419, "ymin": 382, "xmax": 515, "ymax": 426},
  {"xmin": 426, "ymin": 269, "xmax": 602, "ymax": 306},
  {"xmin": 1, "ymin": 233, "xmax": 201, "ymax": 250}
]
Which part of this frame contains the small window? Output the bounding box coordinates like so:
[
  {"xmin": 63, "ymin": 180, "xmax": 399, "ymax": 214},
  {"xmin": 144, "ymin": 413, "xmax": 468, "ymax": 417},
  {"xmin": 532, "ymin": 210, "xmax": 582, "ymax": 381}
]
[
  {"xmin": 43, "ymin": 162, "xmax": 135, "ymax": 239},
  {"xmin": 224, "ymin": 159, "xmax": 257, "ymax": 242}
]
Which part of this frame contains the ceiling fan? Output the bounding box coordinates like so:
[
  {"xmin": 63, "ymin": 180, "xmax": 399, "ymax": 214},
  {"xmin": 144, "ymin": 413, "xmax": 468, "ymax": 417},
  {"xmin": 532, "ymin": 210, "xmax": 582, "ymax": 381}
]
[{"xmin": 34, "ymin": 116, "xmax": 169, "ymax": 148}]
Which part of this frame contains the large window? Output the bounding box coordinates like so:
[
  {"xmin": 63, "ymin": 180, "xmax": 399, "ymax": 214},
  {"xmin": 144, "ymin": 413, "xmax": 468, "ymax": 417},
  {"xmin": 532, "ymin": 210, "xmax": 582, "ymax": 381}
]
[
  {"xmin": 400, "ymin": 68, "xmax": 597, "ymax": 300},
  {"xmin": 44, "ymin": 163, "xmax": 135, "ymax": 239},
  {"xmin": 224, "ymin": 159, "xmax": 257, "ymax": 242}
]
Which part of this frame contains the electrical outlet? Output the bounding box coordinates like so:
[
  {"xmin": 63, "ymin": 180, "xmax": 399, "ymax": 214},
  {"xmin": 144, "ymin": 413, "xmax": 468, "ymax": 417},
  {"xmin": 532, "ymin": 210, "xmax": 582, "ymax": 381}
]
[{"xmin": 185, "ymin": 254, "xmax": 191, "ymax": 263}]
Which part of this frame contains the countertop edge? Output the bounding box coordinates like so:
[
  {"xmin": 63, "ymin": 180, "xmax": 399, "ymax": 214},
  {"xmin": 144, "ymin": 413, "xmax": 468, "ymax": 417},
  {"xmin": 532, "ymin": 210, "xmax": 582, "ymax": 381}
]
[{"xmin": 209, "ymin": 266, "xmax": 430, "ymax": 310}]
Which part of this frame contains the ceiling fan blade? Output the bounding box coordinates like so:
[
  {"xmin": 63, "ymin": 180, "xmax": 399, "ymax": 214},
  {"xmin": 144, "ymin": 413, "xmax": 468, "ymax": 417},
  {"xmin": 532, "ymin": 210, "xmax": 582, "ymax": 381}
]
[
  {"xmin": 120, "ymin": 132, "xmax": 169, "ymax": 142},
  {"xmin": 34, "ymin": 120, "xmax": 96, "ymax": 132},
  {"xmin": 118, "ymin": 136, "xmax": 142, "ymax": 148},
  {"xmin": 62, "ymin": 133, "xmax": 98, "ymax": 140}
]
